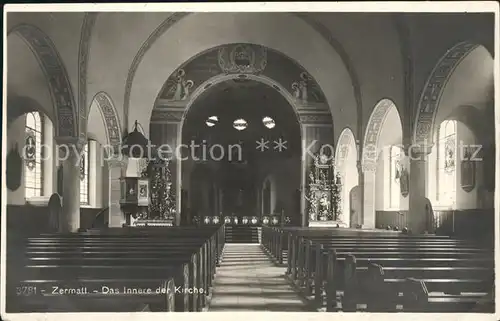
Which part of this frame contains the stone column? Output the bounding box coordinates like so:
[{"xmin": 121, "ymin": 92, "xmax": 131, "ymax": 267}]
[
  {"xmin": 362, "ymin": 162, "xmax": 377, "ymax": 229},
  {"xmin": 408, "ymin": 146, "xmax": 432, "ymax": 234},
  {"xmin": 108, "ymin": 158, "xmax": 127, "ymax": 227},
  {"xmin": 55, "ymin": 137, "xmax": 85, "ymax": 233}
]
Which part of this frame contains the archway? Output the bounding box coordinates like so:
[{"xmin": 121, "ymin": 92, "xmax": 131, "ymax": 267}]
[
  {"xmin": 148, "ymin": 43, "xmax": 335, "ymax": 226},
  {"xmin": 88, "ymin": 92, "xmax": 122, "ymax": 155},
  {"xmin": 414, "ymin": 43, "xmax": 494, "ymax": 236},
  {"xmin": 335, "ymin": 128, "xmax": 358, "ymax": 227},
  {"xmin": 129, "ymin": 12, "xmax": 356, "ymax": 139},
  {"xmin": 6, "ymin": 29, "xmax": 60, "ymax": 206},
  {"xmin": 8, "ymin": 24, "xmax": 79, "ymax": 138},
  {"xmin": 180, "ymin": 79, "xmax": 302, "ymax": 224},
  {"xmin": 361, "ymin": 98, "xmax": 403, "ymax": 229},
  {"xmin": 87, "ymin": 92, "xmax": 123, "ymax": 227}
]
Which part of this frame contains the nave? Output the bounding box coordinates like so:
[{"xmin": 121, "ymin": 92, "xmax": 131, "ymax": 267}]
[
  {"xmin": 4, "ymin": 7, "xmax": 497, "ymax": 316},
  {"xmin": 7, "ymin": 223, "xmax": 494, "ymax": 313}
]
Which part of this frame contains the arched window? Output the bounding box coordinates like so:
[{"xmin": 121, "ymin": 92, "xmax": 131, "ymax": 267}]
[
  {"xmin": 24, "ymin": 112, "xmax": 43, "ymax": 198},
  {"xmin": 80, "ymin": 142, "xmax": 89, "ymax": 204},
  {"xmin": 389, "ymin": 145, "xmax": 402, "ymax": 209},
  {"xmin": 436, "ymin": 120, "xmax": 457, "ymax": 206}
]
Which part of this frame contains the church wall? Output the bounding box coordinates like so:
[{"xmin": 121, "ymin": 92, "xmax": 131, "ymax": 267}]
[
  {"xmin": 375, "ymin": 156, "xmax": 385, "ymax": 210},
  {"xmin": 7, "ymin": 12, "xmax": 86, "ymax": 113},
  {"xmin": 7, "ymin": 116, "xmax": 27, "ymax": 205},
  {"xmin": 256, "ymin": 158, "xmax": 301, "ymax": 223},
  {"xmin": 406, "ymin": 13, "xmax": 494, "ymax": 133},
  {"xmin": 455, "ymin": 122, "xmax": 478, "ymax": 209},
  {"xmin": 308, "ymin": 13, "xmax": 406, "ymax": 140}
]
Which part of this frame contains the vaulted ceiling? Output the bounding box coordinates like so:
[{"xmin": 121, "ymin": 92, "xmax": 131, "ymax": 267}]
[{"xmin": 6, "ymin": 11, "xmax": 494, "ymax": 146}]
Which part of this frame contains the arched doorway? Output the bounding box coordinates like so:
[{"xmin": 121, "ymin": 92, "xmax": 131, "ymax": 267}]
[
  {"xmin": 148, "ymin": 43, "xmax": 334, "ymax": 226},
  {"xmin": 335, "ymin": 128, "xmax": 358, "ymax": 227},
  {"xmin": 413, "ymin": 43, "xmax": 494, "ymax": 236},
  {"xmin": 181, "ymin": 79, "xmax": 302, "ymax": 224},
  {"xmin": 361, "ymin": 98, "xmax": 403, "ymax": 229}
]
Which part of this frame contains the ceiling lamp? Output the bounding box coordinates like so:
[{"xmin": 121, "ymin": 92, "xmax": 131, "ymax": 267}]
[
  {"xmin": 262, "ymin": 116, "xmax": 275, "ymax": 129},
  {"xmin": 233, "ymin": 118, "xmax": 248, "ymax": 131},
  {"xmin": 121, "ymin": 120, "xmax": 156, "ymax": 158},
  {"xmin": 206, "ymin": 116, "xmax": 218, "ymax": 127}
]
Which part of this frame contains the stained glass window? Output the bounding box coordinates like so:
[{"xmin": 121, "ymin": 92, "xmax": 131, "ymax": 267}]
[
  {"xmin": 24, "ymin": 112, "xmax": 43, "ymax": 198},
  {"xmin": 436, "ymin": 120, "xmax": 456, "ymax": 206},
  {"xmin": 80, "ymin": 142, "xmax": 89, "ymax": 204},
  {"xmin": 389, "ymin": 145, "xmax": 402, "ymax": 209}
]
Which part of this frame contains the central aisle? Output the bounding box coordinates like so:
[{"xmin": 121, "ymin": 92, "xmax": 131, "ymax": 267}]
[{"xmin": 208, "ymin": 244, "xmax": 310, "ymax": 312}]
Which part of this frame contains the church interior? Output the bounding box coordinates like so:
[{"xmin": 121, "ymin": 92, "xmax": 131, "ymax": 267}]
[{"xmin": 3, "ymin": 10, "xmax": 497, "ymax": 314}]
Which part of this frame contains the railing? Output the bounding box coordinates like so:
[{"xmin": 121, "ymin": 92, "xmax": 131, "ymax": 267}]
[{"xmin": 194, "ymin": 215, "xmax": 291, "ymax": 226}]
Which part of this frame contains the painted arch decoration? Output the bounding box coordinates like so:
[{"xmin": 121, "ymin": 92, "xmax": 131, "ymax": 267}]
[
  {"xmin": 92, "ymin": 92, "xmax": 122, "ymax": 156},
  {"xmin": 361, "ymin": 98, "xmax": 395, "ymax": 172},
  {"xmin": 78, "ymin": 13, "xmax": 98, "ymax": 140},
  {"xmin": 124, "ymin": 12, "xmax": 359, "ymax": 132},
  {"xmin": 9, "ymin": 24, "xmax": 78, "ymax": 138},
  {"xmin": 157, "ymin": 43, "xmax": 327, "ymax": 105},
  {"xmin": 413, "ymin": 41, "xmax": 479, "ymax": 146}
]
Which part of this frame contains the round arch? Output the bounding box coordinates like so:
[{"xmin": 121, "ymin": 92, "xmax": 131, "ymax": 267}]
[
  {"xmin": 413, "ymin": 41, "xmax": 493, "ymax": 146},
  {"xmin": 129, "ymin": 12, "xmax": 356, "ymax": 138},
  {"xmin": 177, "ymin": 73, "xmax": 310, "ymax": 137},
  {"xmin": 335, "ymin": 127, "xmax": 359, "ymax": 226},
  {"xmin": 88, "ymin": 92, "xmax": 122, "ymax": 155},
  {"xmin": 8, "ymin": 24, "xmax": 78, "ymax": 138},
  {"xmin": 361, "ymin": 98, "xmax": 401, "ymax": 171},
  {"xmin": 7, "ymin": 95, "xmax": 55, "ymax": 129}
]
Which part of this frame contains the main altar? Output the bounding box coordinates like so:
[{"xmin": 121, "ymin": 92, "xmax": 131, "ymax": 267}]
[{"xmin": 306, "ymin": 154, "xmax": 347, "ymax": 228}]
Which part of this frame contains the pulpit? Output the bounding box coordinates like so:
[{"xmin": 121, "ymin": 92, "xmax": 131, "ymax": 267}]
[{"xmin": 120, "ymin": 176, "xmax": 150, "ymax": 224}]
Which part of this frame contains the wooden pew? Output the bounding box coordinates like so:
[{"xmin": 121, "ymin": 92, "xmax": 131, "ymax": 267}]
[
  {"xmin": 20, "ymin": 243, "xmax": 208, "ymax": 311},
  {"xmin": 8, "ymin": 225, "xmax": 224, "ymax": 313},
  {"xmin": 273, "ymin": 228, "xmax": 493, "ymax": 312},
  {"xmin": 342, "ymin": 259, "xmax": 494, "ymax": 312}
]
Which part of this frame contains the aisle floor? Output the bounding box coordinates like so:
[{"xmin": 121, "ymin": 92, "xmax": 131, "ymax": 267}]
[{"xmin": 208, "ymin": 244, "xmax": 310, "ymax": 312}]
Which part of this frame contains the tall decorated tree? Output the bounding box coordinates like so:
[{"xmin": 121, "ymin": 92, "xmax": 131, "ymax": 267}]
[
  {"xmin": 305, "ymin": 160, "xmax": 318, "ymax": 221},
  {"xmin": 331, "ymin": 171, "xmax": 342, "ymax": 221},
  {"xmin": 142, "ymin": 158, "xmax": 176, "ymax": 220}
]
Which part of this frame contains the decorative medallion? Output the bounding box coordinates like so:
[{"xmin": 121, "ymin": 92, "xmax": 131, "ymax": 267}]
[
  {"xmin": 24, "ymin": 130, "xmax": 36, "ymax": 170},
  {"xmin": 460, "ymin": 146, "xmax": 476, "ymax": 193},
  {"xmin": 218, "ymin": 44, "xmax": 267, "ymax": 74}
]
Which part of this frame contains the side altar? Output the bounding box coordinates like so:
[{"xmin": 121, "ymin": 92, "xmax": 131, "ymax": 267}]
[{"xmin": 306, "ymin": 154, "xmax": 347, "ymax": 228}]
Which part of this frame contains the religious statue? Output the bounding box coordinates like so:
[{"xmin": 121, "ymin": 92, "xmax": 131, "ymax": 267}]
[
  {"xmin": 291, "ymin": 72, "xmax": 309, "ymax": 103},
  {"xmin": 306, "ymin": 154, "xmax": 342, "ymax": 223},
  {"xmin": 318, "ymin": 193, "xmax": 330, "ymax": 220},
  {"xmin": 172, "ymin": 69, "xmax": 194, "ymax": 101}
]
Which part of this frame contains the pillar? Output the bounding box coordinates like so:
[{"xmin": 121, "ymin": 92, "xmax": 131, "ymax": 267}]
[
  {"xmin": 43, "ymin": 116, "xmax": 55, "ymax": 195},
  {"xmin": 362, "ymin": 162, "xmax": 376, "ymax": 229},
  {"xmin": 88, "ymin": 140, "xmax": 98, "ymax": 207},
  {"xmin": 108, "ymin": 158, "xmax": 127, "ymax": 227},
  {"xmin": 55, "ymin": 137, "xmax": 85, "ymax": 232},
  {"xmin": 408, "ymin": 146, "xmax": 432, "ymax": 234}
]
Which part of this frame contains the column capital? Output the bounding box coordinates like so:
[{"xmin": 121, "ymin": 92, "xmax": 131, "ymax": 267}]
[
  {"xmin": 107, "ymin": 158, "xmax": 128, "ymax": 169},
  {"xmin": 405, "ymin": 143, "xmax": 433, "ymax": 159},
  {"xmin": 55, "ymin": 136, "xmax": 87, "ymax": 151}
]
